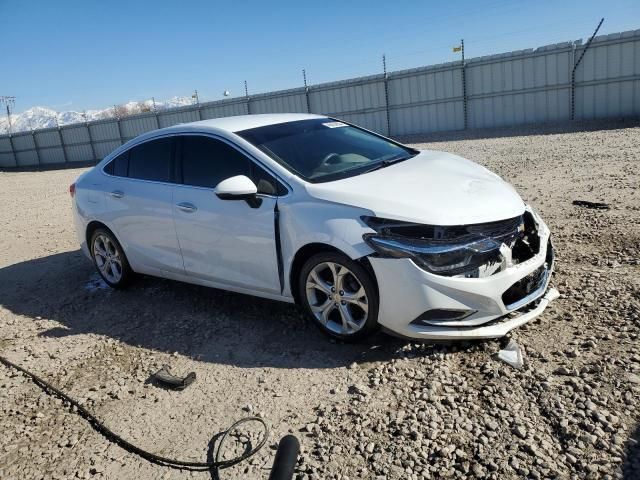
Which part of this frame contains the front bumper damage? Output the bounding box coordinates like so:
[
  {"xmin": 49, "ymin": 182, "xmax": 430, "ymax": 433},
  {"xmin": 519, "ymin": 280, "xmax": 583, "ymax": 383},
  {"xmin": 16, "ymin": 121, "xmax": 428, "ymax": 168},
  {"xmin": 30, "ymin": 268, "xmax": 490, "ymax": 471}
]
[{"xmin": 369, "ymin": 211, "xmax": 558, "ymax": 340}]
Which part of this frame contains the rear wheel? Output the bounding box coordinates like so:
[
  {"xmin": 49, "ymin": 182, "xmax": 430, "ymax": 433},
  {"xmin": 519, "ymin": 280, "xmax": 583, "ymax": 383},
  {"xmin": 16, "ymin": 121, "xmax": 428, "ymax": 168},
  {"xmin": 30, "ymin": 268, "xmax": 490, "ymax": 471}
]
[
  {"xmin": 299, "ymin": 252, "xmax": 379, "ymax": 342},
  {"xmin": 90, "ymin": 228, "xmax": 133, "ymax": 289}
]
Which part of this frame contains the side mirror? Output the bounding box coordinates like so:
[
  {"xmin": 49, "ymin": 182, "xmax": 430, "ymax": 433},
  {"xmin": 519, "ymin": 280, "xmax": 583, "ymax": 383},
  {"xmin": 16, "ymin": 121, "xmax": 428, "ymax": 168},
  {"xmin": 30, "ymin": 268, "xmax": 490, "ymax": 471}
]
[
  {"xmin": 214, "ymin": 175, "xmax": 258, "ymax": 200},
  {"xmin": 214, "ymin": 175, "xmax": 262, "ymax": 208}
]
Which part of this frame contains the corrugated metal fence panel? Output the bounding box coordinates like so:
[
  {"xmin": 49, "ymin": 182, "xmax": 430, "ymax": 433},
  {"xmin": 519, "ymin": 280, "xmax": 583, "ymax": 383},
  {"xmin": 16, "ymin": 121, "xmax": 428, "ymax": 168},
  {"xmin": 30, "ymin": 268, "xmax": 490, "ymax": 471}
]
[
  {"xmin": 34, "ymin": 129, "xmax": 62, "ymax": 148},
  {"xmin": 251, "ymin": 90, "xmax": 308, "ymax": 114},
  {"xmin": 39, "ymin": 146, "xmax": 66, "ymax": 164},
  {"xmin": 388, "ymin": 64, "xmax": 463, "ymax": 135},
  {"xmin": 338, "ymin": 111, "xmax": 388, "ymax": 135},
  {"xmin": 0, "ymin": 135, "xmax": 15, "ymax": 167},
  {"xmin": 90, "ymin": 121, "xmax": 120, "ymax": 142},
  {"xmin": 201, "ymin": 100, "xmax": 247, "ymax": 119},
  {"xmin": 11, "ymin": 132, "xmax": 36, "ymax": 151},
  {"xmin": 0, "ymin": 152, "xmax": 14, "ymax": 167},
  {"xmin": 94, "ymin": 141, "xmax": 121, "ymax": 159},
  {"xmin": 312, "ymin": 77, "xmax": 386, "ymax": 113},
  {"xmin": 158, "ymin": 109, "xmax": 201, "ymax": 128},
  {"xmin": 62, "ymin": 125, "xmax": 90, "ymax": 145},
  {"xmin": 466, "ymin": 44, "xmax": 573, "ymax": 128},
  {"xmin": 310, "ymin": 76, "xmax": 387, "ymax": 133},
  {"xmin": 574, "ymin": 30, "xmax": 640, "ymax": 119},
  {"xmin": 120, "ymin": 114, "xmax": 159, "ymax": 140},
  {"xmin": 0, "ymin": 136, "xmax": 13, "ymax": 153},
  {"xmin": 15, "ymin": 150, "xmax": 38, "ymax": 167},
  {"xmin": 67, "ymin": 143, "xmax": 95, "ymax": 163}
]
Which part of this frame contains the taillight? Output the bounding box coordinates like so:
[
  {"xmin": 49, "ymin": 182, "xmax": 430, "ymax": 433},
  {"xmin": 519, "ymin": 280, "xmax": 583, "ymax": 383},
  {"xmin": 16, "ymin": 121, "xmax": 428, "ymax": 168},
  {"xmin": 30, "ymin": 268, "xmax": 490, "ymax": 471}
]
[{"xmin": 69, "ymin": 183, "xmax": 76, "ymax": 198}]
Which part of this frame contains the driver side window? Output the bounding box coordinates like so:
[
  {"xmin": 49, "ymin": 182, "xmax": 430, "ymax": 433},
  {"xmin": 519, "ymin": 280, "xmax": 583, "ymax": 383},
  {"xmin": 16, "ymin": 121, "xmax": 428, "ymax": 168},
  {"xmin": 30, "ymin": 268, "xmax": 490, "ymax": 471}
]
[
  {"xmin": 180, "ymin": 136, "xmax": 250, "ymax": 188},
  {"xmin": 179, "ymin": 135, "xmax": 286, "ymax": 195}
]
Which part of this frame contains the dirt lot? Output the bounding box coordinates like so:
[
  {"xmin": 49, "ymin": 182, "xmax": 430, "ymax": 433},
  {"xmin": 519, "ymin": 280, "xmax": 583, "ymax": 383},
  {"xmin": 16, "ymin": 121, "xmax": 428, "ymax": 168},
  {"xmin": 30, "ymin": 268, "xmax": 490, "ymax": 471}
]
[{"xmin": 1, "ymin": 122, "xmax": 639, "ymax": 480}]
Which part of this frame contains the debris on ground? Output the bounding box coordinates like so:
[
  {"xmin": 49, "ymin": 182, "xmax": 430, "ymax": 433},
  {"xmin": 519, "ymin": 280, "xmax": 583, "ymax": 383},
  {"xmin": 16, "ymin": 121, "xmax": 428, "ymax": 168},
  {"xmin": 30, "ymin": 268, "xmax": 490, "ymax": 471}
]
[
  {"xmin": 150, "ymin": 365, "xmax": 196, "ymax": 390},
  {"xmin": 572, "ymin": 199, "xmax": 610, "ymax": 210},
  {"xmin": 496, "ymin": 339, "xmax": 524, "ymax": 369}
]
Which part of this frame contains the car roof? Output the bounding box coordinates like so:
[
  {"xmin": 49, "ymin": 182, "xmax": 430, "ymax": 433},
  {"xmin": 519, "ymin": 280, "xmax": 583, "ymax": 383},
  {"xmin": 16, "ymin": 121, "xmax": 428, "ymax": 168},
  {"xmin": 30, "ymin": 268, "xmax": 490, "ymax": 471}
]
[{"xmin": 167, "ymin": 113, "xmax": 327, "ymax": 134}]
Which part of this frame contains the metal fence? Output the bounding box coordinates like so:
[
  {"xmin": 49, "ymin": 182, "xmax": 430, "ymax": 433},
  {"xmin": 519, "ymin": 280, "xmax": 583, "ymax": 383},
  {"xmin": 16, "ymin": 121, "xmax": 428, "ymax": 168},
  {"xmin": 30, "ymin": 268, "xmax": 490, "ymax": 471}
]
[{"xmin": 1, "ymin": 28, "xmax": 639, "ymax": 168}]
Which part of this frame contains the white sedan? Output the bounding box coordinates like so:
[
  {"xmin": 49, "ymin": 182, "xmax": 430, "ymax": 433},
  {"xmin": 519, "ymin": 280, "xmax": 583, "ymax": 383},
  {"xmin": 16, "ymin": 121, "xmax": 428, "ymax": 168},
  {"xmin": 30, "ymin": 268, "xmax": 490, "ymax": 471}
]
[{"xmin": 71, "ymin": 113, "xmax": 558, "ymax": 341}]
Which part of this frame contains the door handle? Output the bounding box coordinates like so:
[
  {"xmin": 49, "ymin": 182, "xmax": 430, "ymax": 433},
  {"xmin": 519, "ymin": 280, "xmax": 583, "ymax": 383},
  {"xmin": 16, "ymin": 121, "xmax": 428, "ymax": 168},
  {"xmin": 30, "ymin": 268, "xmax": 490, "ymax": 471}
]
[
  {"xmin": 177, "ymin": 202, "xmax": 197, "ymax": 213},
  {"xmin": 110, "ymin": 190, "xmax": 124, "ymax": 198}
]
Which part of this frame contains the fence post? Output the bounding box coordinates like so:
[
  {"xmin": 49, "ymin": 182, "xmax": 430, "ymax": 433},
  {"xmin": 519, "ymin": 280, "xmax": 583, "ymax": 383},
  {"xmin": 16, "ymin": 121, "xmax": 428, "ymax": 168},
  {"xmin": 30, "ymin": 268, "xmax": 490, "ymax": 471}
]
[
  {"xmin": 382, "ymin": 54, "xmax": 391, "ymax": 136},
  {"xmin": 32, "ymin": 130, "xmax": 42, "ymax": 166},
  {"xmin": 244, "ymin": 80, "xmax": 251, "ymax": 114},
  {"xmin": 569, "ymin": 42, "xmax": 576, "ymax": 120},
  {"xmin": 571, "ymin": 18, "xmax": 604, "ymax": 121},
  {"xmin": 57, "ymin": 125, "xmax": 69, "ymax": 164},
  {"xmin": 114, "ymin": 105, "xmax": 124, "ymax": 145},
  {"xmin": 85, "ymin": 121, "xmax": 98, "ymax": 163},
  {"xmin": 8, "ymin": 134, "xmax": 17, "ymax": 167},
  {"xmin": 461, "ymin": 39, "xmax": 468, "ymax": 130},
  {"xmin": 194, "ymin": 90, "xmax": 202, "ymax": 120},
  {"xmin": 151, "ymin": 97, "xmax": 161, "ymax": 129},
  {"xmin": 303, "ymin": 69, "xmax": 311, "ymax": 113}
]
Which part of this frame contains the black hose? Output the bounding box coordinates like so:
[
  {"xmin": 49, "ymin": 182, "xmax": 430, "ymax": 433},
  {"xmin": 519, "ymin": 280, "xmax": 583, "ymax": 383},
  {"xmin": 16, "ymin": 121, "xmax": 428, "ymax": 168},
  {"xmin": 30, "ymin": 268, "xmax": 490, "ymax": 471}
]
[
  {"xmin": 268, "ymin": 435, "xmax": 300, "ymax": 480},
  {"xmin": 0, "ymin": 355, "xmax": 268, "ymax": 473}
]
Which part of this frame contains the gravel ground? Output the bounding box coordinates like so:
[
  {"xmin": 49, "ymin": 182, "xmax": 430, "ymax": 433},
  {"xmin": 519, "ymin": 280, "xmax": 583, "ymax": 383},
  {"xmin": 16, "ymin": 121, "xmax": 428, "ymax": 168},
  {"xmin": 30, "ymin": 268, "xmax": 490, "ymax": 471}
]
[{"xmin": 1, "ymin": 122, "xmax": 639, "ymax": 480}]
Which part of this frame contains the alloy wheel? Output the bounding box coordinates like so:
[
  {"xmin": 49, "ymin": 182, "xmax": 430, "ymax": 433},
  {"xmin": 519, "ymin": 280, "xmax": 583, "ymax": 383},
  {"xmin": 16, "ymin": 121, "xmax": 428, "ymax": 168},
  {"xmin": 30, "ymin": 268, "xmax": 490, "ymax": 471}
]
[
  {"xmin": 305, "ymin": 261, "xmax": 369, "ymax": 335},
  {"xmin": 93, "ymin": 234, "xmax": 123, "ymax": 284}
]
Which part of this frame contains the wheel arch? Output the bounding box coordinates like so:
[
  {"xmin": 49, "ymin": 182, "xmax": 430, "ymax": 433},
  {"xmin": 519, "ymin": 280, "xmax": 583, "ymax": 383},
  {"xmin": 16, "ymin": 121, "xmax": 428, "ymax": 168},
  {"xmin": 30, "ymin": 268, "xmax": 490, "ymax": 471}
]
[
  {"xmin": 85, "ymin": 221, "xmax": 123, "ymax": 254},
  {"xmin": 288, "ymin": 242, "xmax": 377, "ymax": 304}
]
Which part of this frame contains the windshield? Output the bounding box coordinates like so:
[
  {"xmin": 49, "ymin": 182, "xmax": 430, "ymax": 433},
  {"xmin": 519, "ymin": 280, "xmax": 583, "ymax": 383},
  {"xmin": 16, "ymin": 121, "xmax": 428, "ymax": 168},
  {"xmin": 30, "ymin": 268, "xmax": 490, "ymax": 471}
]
[{"xmin": 236, "ymin": 118, "xmax": 417, "ymax": 183}]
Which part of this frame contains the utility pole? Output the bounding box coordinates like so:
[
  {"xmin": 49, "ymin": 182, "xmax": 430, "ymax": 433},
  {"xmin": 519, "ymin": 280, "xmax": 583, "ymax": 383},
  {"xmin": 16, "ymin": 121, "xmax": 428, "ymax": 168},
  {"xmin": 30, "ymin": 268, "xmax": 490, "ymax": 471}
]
[{"xmin": 0, "ymin": 96, "xmax": 16, "ymax": 133}]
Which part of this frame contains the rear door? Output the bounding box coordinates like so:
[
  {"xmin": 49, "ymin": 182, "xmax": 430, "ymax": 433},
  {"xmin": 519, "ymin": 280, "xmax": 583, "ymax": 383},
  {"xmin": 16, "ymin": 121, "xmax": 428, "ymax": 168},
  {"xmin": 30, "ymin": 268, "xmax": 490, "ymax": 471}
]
[
  {"xmin": 172, "ymin": 135, "xmax": 283, "ymax": 294},
  {"xmin": 102, "ymin": 136, "xmax": 184, "ymax": 274}
]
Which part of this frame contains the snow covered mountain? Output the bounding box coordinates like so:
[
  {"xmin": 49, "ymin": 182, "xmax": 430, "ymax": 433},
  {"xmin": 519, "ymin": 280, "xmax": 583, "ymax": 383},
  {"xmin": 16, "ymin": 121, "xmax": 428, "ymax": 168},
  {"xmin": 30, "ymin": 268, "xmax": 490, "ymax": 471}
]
[{"xmin": 0, "ymin": 96, "xmax": 194, "ymax": 134}]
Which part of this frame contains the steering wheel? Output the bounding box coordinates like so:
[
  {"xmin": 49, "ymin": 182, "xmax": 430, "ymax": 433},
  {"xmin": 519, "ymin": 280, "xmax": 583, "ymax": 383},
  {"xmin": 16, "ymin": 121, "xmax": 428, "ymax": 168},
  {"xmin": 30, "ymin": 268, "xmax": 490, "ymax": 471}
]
[{"xmin": 319, "ymin": 152, "xmax": 341, "ymax": 168}]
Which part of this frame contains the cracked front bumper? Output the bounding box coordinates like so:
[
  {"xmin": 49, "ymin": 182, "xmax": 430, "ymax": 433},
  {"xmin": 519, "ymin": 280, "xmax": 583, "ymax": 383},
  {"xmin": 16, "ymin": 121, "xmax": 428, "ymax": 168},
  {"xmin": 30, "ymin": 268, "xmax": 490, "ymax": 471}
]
[{"xmin": 369, "ymin": 217, "xmax": 557, "ymax": 340}]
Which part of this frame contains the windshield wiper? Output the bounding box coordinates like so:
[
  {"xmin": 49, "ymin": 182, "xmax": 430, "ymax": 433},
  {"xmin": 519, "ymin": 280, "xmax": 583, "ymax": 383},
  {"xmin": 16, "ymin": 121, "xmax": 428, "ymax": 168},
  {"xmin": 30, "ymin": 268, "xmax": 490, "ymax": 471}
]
[{"xmin": 360, "ymin": 153, "xmax": 415, "ymax": 174}]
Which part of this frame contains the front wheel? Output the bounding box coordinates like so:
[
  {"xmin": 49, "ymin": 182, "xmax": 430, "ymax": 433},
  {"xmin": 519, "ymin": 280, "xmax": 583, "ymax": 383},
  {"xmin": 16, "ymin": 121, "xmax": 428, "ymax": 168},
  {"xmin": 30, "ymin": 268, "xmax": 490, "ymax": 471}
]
[
  {"xmin": 90, "ymin": 228, "xmax": 134, "ymax": 289},
  {"xmin": 298, "ymin": 252, "xmax": 379, "ymax": 342}
]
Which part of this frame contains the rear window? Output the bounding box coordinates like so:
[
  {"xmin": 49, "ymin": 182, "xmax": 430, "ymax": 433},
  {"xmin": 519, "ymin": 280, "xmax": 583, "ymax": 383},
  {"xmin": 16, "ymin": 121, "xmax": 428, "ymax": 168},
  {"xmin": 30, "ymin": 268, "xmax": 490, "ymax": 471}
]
[
  {"xmin": 128, "ymin": 137, "xmax": 173, "ymax": 182},
  {"xmin": 104, "ymin": 151, "xmax": 129, "ymax": 177}
]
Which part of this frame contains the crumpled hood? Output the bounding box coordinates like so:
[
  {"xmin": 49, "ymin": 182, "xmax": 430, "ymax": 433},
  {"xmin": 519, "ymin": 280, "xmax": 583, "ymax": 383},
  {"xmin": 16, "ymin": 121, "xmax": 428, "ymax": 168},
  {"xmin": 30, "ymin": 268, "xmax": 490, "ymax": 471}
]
[{"xmin": 305, "ymin": 150, "xmax": 525, "ymax": 225}]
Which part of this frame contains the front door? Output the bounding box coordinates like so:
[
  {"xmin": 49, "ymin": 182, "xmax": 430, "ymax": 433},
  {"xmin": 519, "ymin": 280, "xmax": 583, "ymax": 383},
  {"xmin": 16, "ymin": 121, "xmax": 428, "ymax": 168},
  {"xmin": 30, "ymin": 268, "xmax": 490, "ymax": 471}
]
[{"xmin": 172, "ymin": 135, "xmax": 282, "ymax": 294}]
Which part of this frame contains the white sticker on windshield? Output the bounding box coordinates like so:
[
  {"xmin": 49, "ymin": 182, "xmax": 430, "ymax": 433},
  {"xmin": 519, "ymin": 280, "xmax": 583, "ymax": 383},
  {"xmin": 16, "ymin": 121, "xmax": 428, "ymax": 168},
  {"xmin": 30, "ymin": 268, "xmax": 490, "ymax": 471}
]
[{"xmin": 322, "ymin": 121, "xmax": 348, "ymax": 128}]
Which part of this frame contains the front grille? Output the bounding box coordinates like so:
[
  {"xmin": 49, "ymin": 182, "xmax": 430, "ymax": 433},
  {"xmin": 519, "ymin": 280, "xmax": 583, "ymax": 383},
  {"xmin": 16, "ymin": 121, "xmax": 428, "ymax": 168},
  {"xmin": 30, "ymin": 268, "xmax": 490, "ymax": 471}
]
[{"xmin": 502, "ymin": 264, "xmax": 548, "ymax": 309}]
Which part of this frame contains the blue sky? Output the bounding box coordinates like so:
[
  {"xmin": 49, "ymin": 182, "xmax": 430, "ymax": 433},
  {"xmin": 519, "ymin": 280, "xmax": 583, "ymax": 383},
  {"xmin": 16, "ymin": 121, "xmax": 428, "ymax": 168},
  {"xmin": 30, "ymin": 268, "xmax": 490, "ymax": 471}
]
[{"xmin": 3, "ymin": 0, "xmax": 639, "ymax": 114}]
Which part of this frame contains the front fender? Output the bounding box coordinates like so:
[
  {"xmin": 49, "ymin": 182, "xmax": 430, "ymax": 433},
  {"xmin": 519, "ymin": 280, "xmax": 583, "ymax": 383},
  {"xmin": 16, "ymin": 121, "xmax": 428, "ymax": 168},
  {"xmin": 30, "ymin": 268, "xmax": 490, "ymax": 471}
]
[{"xmin": 278, "ymin": 199, "xmax": 375, "ymax": 297}]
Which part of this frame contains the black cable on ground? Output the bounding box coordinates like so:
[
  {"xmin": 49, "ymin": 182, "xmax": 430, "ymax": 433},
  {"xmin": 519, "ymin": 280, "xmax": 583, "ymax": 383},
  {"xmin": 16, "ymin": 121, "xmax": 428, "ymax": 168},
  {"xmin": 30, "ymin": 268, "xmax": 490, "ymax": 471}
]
[{"xmin": 0, "ymin": 355, "xmax": 269, "ymax": 473}]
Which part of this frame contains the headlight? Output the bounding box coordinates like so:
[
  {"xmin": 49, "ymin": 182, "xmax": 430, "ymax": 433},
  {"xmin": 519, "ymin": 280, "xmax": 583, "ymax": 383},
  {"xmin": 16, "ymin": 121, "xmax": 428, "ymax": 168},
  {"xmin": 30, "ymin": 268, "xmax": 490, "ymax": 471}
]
[
  {"xmin": 363, "ymin": 233, "xmax": 502, "ymax": 276},
  {"xmin": 361, "ymin": 215, "xmax": 521, "ymax": 276}
]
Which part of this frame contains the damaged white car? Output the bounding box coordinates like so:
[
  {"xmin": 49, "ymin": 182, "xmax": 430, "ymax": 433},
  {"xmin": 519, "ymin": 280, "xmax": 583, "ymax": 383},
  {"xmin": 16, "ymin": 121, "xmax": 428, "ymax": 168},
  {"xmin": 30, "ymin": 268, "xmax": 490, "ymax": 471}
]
[{"xmin": 71, "ymin": 113, "xmax": 558, "ymax": 341}]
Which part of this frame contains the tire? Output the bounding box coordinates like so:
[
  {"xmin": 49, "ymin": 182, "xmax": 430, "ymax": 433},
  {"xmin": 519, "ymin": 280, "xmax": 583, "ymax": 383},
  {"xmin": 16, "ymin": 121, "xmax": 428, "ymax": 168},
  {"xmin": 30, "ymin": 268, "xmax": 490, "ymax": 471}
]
[
  {"xmin": 298, "ymin": 252, "xmax": 379, "ymax": 342},
  {"xmin": 90, "ymin": 228, "xmax": 134, "ymax": 289}
]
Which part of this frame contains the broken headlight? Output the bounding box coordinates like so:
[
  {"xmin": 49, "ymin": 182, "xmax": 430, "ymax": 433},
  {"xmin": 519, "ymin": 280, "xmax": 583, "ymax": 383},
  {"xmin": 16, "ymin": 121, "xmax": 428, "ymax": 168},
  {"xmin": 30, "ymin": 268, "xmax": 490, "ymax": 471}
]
[{"xmin": 362, "ymin": 216, "xmax": 523, "ymax": 277}]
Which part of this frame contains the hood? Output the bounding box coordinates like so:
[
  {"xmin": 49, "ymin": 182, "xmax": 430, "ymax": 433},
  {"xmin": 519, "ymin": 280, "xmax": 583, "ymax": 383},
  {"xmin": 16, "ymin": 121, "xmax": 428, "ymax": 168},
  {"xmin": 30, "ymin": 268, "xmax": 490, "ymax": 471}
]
[{"xmin": 305, "ymin": 150, "xmax": 525, "ymax": 225}]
